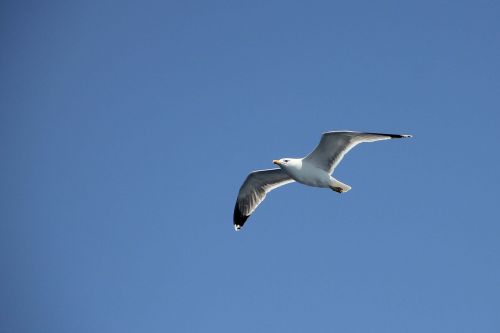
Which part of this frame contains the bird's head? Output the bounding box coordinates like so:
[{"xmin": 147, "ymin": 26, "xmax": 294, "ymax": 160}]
[{"xmin": 273, "ymin": 158, "xmax": 294, "ymax": 168}]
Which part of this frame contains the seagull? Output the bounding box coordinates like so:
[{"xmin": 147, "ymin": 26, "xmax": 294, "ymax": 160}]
[{"xmin": 233, "ymin": 131, "xmax": 412, "ymax": 230}]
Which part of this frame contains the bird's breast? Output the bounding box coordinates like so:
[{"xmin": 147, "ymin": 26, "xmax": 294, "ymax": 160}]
[{"xmin": 284, "ymin": 165, "xmax": 331, "ymax": 188}]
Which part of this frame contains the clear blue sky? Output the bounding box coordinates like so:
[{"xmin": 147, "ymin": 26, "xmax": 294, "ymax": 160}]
[{"xmin": 1, "ymin": 1, "xmax": 499, "ymax": 332}]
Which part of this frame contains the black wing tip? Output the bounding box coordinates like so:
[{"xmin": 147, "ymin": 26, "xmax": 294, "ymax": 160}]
[
  {"xmin": 365, "ymin": 132, "xmax": 412, "ymax": 139},
  {"xmin": 322, "ymin": 131, "xmax": 412, "ymax": 139},
  {"xmin": 233, "ymin": 202, "xmax": 250, "ymax": 231}
]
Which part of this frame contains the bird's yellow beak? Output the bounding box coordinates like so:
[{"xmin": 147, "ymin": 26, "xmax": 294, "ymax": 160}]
[{"xmin": 273, "ymin": 160, "xmax": 281, "ymax": 165}]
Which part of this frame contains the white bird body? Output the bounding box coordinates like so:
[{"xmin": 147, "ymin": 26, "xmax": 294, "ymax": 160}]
[
  {"xmin": 277, "ymin": 158, "xmax": 335, "ymax": 188},
  {"xmin": 233, "ymin": 130, "xmax": 412, "ymax": 230}
]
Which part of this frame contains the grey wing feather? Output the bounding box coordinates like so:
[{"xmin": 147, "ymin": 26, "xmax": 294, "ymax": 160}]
[
  {"xmin": 234, "ymin": 168, "xmax": 294, "ymax": 230},
  {"xmin": 304, "ymin": 131, "xmax": 412, "ymax": 173}
]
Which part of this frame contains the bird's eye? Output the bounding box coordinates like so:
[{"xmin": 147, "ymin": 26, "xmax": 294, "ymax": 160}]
[{"xmin": 284, "ymin": 159, "xmax": 289, "ymax": 163}]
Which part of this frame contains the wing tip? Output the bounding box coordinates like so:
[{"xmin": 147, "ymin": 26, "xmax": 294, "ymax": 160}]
[
  {"xmin": 233, "ymin": 202, "xmax": 250, "ymax": 231},
  {"xmin": 365, "ymin": 132, "xmax": 412, "ymax": 139},
  {"xmin": 321, "ymin": 131, "xmax": 412, "ymax": 139},
  {"xmin": 393, "ymin": 134, "xmax": 412, "ymax": 138}
]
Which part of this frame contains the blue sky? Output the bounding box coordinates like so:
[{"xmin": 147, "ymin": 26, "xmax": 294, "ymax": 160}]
[{"xmin": 1, "ymin": 0, "xmax": 499, "ymax": 332}]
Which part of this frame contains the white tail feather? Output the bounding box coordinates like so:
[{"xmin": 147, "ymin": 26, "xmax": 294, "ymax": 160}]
[{"xmin": 329, "ymin": 178, "xmax": 352, "ymax": 193}]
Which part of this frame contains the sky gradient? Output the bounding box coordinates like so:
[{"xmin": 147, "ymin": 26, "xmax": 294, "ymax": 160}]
[{"xmin": 1, "ymin": 1, "xmax": 500, "ymax": 332}]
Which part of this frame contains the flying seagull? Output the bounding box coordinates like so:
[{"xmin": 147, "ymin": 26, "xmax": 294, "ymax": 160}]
[{"xmin": 233, "ymin": 131, "xmax": 412, "ymax": 230}]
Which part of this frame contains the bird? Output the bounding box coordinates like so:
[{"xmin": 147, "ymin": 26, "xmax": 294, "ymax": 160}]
[{"xmin": 233, "ymin": 130, "xmax": 412, "ymax": 230}]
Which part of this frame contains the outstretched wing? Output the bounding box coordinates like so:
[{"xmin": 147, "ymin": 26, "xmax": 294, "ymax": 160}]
[
  {"xmin": 234, "ymin": 168, "xmax": 294, "ymax": 230},
  {"xmin": 304, "ymin": 131, "xmax": 412, "ymax": 174}
]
